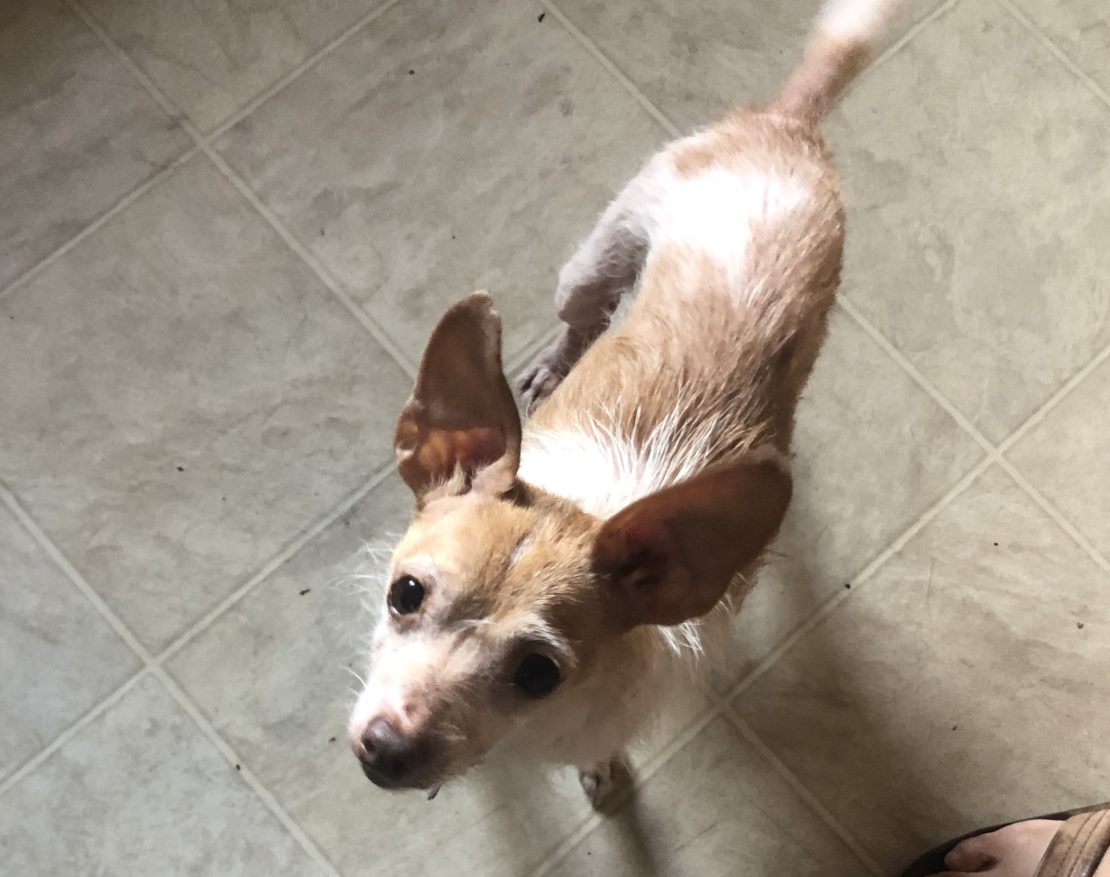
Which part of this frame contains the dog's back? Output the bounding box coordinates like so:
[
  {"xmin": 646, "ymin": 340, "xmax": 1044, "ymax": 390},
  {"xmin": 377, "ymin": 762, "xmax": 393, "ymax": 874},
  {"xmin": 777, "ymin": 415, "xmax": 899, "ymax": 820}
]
[{"xmin": 522, "ymin": 0, "xmax": 903, "ymax": 519}]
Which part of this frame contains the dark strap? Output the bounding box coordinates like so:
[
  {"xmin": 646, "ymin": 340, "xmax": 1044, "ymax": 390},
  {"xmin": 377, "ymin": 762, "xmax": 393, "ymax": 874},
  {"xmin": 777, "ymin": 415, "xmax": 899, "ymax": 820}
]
[{"xmin": 1036, "ymin": 809, "xmax": 1110, "ymax": 877}]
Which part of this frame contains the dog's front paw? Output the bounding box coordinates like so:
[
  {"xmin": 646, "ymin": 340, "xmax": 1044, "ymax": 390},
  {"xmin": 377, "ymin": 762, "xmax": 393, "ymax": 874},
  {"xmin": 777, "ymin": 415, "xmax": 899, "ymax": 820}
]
[
  {"xmin": 518, "ymin": 337, "xmax": 573, "ymax": 414},
  {"xmin": 578, "ymin": 754, "xmax": 633, "ymax": 814}
]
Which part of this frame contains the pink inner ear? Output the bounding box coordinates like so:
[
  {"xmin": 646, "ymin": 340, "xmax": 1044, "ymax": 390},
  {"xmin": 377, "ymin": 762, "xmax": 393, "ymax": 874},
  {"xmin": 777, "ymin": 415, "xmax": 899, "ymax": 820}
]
[
  {"xmin": 595, "ymin": 515, "xmax": 671, "ymax": 580},
  {"xmin": 450, "ymin": 426, "xmax": 508, "ymax": 469},
  {"xmin": 411, "ymin": 425, "xmax": 507, "ymax": 482}
]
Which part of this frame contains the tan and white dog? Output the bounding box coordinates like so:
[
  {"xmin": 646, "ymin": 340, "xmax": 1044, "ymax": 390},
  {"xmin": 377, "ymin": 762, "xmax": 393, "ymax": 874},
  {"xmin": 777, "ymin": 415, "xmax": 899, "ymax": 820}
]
[{"xmin": 350, "ymin": 0, "xmax": 901, "ymax": 807}]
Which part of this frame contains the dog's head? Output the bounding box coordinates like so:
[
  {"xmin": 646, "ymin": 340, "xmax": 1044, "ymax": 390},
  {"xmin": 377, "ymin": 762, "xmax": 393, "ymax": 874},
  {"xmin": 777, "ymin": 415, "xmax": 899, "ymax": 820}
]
[{"xmin": 348, "ymin": 292, "xmax": 791, "ymax": 791}]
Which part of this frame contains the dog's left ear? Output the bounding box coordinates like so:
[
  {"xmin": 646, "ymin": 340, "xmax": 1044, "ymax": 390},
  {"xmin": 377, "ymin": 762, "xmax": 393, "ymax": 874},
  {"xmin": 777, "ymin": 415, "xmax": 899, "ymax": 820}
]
[
  {"xmin": 394, "ymin": 292, "xmax": 521, "ymax": 503},
  {"xmin": 593, "ymin": 457, "xmax": 792, "ymax": 629}
]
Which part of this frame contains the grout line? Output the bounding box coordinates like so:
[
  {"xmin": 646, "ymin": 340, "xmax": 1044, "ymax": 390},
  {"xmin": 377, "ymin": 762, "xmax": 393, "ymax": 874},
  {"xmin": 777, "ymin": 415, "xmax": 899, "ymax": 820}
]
[
  {"xmin": 0, "ymin": 669, "xmax": 149, "ymax": 799},
  {"xmin": 201, "ymin": 0, "xmax": 404, "ymax": 143},
  {"xmin": 721, "ymin": 705, "xmax": 885, "ymax": 876},
  {"xmin": 544, "ymin": 0, "xmax": 953, "ymax": 148},
  {"xmin": 838, "ymin": 296, "xmax": 996, "ymax": 455},
  {"xmin": 0, "ymin": 478, "xmax": 343, "ymax": 874},
  {"xmin": 535, "ymin": 624, "xmax": 910, "ymax": 877},
  {"xmin": 837, "ymin": 298, "xmax": 1110, "ymax": 612},
  {"xmin": 997, "ymin": 342, "xmax": 1110, "ymax": 455},
  {"xmin": 0, "ymin": 473, "xmax": 395, "ymax": 801},
  {"xmin": 724, "ymin": 454, "xmax": 991, "ymax": 705},
  {"xmin": 68, "ymin": 0, "xmax": 418, "ymax": 381},
  {"xmin": 866, "ymin": 0, "xmax": 959, "ymax": 76},
  {"xmin": 0, "ymin": 485, "xmax": 154, "ymax": 662},
  {"xmin": 810, "ymin": 0, "xmax": 961, "ymax": 118},
  {"xmin": 851, "ymin": 463, "xmax": 990, "ymax": 587},
  {"xmin": 997, "ymin": 458, "xmax": 1110, "ymax": 573},
  {"xmin": 200, "ymin": 145, "xmax": 418, "ymax": 377},
  {"xmin": 530, "ymin": 699, "xmax": 726, "ymax": 876},
  {"xmin": 66, "ymin": 0, "xmax": 202, "ymax": 140},
  {"xmin": 995, "ymin": 0, "xmax": 1110, "ymax": 113},
  {"xmin": 838, "ymin": 266, "xmax": 1110, "ymax": 584},
  {"xmin": 839, "ymin": 300, "xmax": 1110, "ymax": 577},
  {"xmin": 0, "ymin": 147, "xmax": 198, "ymax": 304},
  {"xmin": 539, "ymin": 0, "xmax": 681, "ymax": 138},
  {"xmin": 157, "ymin": 465, "xmax": 394, "ymax": 665},
  {"xmin": 153, "ymin": 665, "xmax": 342, "ymax": 877}
]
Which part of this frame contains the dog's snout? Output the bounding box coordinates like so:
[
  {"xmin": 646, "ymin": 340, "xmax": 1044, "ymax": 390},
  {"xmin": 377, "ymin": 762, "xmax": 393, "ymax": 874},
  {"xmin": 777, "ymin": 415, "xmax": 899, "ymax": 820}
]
[{"xmin": 357, "ymin": 717, "xmax": 416, "ymax": 787}]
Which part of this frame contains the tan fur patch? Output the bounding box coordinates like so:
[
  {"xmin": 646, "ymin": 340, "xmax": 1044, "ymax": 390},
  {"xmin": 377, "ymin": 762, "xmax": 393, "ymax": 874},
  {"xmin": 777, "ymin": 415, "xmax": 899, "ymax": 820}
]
[{"xmin": 774, "ymin": 37, "xmax": 871, "ymax": 122}]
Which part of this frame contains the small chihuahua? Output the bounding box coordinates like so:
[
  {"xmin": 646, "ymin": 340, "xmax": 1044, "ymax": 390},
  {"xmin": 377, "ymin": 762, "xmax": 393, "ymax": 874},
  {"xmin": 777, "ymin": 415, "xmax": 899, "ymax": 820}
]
[{"xmin": 350, "ymin": 0, "xmax": 901, "ymax": 807}]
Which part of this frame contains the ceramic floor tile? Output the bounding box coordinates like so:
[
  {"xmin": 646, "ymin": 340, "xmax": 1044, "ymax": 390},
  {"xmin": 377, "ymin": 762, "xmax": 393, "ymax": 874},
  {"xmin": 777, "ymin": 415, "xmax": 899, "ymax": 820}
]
[
  {"xmin": 1008, "ymin": 354, "xmax": 1110, "ymax": 559},
  {"xmin": 732, "ymin": 466, "xmax": 1110, "ymax": 873},
  {"xmin": 548, "ymin": 717, "xmax": 865, "ymax": 877},
  {"xmin": 216, "ymin": 0, "xmax": 665, "ymax": 370},
  {"xmin": 0, "ymin": 157, "xmax": 410, "ymax": 653},
  {"xmin": 0, "ymin": 0, "xmax": 190, "ymax": 291},
  {"xmin": 828, "ymin": 0, "xmax": 1110, "ymax": 443},
  {"xmin": 711, "ymin": 308, "xmax": 982, "ymax": 690},
  {"xmin": 1011, "ymin": 0, "xmax": 1110, "ymax": 97},
  {"xmin": 0, "ymin": 674, "xmax": 325, "ymax": 875},
  {"xmin": 169, "ymin": 472, "xmax": 712, "ymax": 877},
  {"xmin": 553, "ymin": 0, "xmax": 937, "ymax": 131},
  {"xmin": 84, "ymin": 0, "xmax": 388, "ymax": 132},
  {"xmin": 0, "ymin": 501, "xmax": 140, "ymax": 783}
]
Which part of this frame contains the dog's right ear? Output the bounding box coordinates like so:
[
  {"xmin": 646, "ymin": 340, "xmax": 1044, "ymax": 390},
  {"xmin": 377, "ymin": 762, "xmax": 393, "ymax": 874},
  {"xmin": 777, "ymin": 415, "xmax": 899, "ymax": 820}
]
[
  {"xmin": 394, "ymin": 292, "xmax": 522, "ymax": 505},
  {"xmin": 592, "ymin": 457, "xmax": 792, "ymax": 629}
]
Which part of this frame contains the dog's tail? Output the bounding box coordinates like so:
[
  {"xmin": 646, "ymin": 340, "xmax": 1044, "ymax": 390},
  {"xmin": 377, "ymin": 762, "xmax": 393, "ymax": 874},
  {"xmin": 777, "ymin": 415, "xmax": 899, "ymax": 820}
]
[{"xmin": 771, "ymin": 0, "xmax": 903, "ymax": 123}]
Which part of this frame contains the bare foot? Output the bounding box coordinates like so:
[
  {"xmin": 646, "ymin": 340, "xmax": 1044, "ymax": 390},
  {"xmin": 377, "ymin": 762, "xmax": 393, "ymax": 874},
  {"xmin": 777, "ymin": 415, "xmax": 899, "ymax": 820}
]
[
  {"xmin": 578, "ymin": 754, "xmax": 632, "ymax": 814},
  {"xmin": 930, "ymin": 818, "xmax": 1110, "ymax": 876},
  {"xmin": 931, "ymin": 820, "xmax": 1057, "ymax": 875}
]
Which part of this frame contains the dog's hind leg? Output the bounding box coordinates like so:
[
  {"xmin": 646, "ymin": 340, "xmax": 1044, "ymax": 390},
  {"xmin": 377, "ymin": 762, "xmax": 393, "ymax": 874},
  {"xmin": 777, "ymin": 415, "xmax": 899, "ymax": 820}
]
[{"xmin": 519, "ymin": 177, "xmax": 654, "ymax": 412}]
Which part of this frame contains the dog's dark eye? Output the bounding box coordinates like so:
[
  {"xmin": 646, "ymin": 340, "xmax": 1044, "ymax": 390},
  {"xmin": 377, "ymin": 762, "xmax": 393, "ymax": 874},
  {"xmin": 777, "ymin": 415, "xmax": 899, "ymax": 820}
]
[
  {"xmin": 389, "ymin": 575, "xmax": 425, "ymax": 615},
  {"xmin": 513, "ymin": 653, "xmax": 561, "ymax": 699}
]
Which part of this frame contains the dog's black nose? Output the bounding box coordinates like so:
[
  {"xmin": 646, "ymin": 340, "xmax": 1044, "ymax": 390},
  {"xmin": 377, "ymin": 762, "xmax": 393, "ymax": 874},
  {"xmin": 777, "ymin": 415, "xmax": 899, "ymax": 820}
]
[{"xmin": 359, "ymin": 717, "xmax": 414, "ymax": 787}]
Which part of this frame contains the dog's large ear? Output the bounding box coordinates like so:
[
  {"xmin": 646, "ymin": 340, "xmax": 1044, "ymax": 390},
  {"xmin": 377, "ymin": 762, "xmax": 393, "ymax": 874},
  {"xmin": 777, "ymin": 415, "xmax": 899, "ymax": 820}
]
[
  {"xmin": 593, "ymin": 457, "xmax": 792, "ymax": 629},
  {"xmin": 394, "ymin": 292, "xmax": 521, "ymax": 504}
]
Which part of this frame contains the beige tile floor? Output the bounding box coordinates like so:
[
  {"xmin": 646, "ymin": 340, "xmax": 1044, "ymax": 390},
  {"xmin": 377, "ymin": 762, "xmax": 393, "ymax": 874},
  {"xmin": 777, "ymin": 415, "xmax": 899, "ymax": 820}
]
[{"xmin": 1, "ymin": 0, "xmax": 1107, "ymax": 874}]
